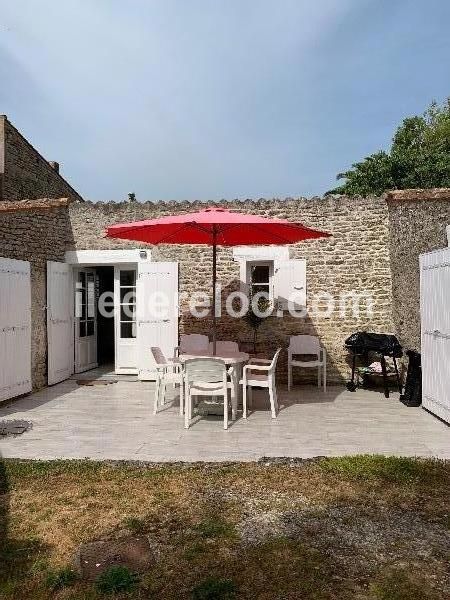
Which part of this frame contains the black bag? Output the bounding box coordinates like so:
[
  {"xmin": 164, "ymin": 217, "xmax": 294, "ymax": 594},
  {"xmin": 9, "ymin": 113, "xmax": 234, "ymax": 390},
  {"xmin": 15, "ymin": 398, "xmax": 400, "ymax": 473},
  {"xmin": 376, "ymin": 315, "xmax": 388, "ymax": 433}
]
[{"xmin": 400, "ymin": 351, "xmax": 422, "ymax": 407}]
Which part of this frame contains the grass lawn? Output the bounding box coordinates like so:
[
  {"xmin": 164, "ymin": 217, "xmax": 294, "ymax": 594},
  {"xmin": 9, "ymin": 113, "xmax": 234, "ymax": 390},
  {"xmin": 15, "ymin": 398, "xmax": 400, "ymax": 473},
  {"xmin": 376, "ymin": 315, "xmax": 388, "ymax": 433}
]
[{"xmin": 0, "ymin": 455, "xmax": 449, "ymax": 599}]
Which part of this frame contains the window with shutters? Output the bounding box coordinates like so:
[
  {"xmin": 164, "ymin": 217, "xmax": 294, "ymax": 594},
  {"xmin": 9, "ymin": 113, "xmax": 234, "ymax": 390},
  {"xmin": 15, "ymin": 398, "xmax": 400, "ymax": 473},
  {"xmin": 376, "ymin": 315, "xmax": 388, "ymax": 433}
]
[{"xmin": 232, "ymin": 247, "xmax": 306, "ymax": 311}]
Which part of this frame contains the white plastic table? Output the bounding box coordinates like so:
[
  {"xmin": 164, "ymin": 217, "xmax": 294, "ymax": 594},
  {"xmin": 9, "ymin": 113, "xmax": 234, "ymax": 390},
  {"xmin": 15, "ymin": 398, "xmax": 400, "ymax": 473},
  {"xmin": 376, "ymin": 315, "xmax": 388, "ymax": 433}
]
[{"xmin": 179, "ymin": 350, "xmax": 249, "ymax": 420}]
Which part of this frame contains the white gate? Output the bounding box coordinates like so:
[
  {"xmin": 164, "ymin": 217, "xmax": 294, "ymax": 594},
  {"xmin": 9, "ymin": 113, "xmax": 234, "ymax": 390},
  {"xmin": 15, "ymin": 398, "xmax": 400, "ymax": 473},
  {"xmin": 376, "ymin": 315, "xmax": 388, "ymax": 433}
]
[
  {"xmin": 47, "ymin": 261, "xmax": 74, "ymax": 385},
  {"xmin": 420, "ymin": 248, "xmax": 450, "ymax": 423},
  {"xmin": 0, "ymin": 257, "xmax": 32, "ymax": 401},
  {"xmin": 137, "ymin": 262, "xmax": 178, "ymax": 380}
]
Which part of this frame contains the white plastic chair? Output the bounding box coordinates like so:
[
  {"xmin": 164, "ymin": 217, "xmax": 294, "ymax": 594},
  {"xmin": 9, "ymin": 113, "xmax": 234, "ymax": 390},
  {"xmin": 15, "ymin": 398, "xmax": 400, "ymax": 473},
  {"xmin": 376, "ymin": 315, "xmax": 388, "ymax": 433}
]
[
  {"xmin": 175, "ymin": 334, "xmax": 209, "ymax": 356},
  {"xmin": 240, "ymin": 348, "xmax": 282, "ymax": 419},
  {"xmin": 184, "ymin": 358, "xmax": 235, "ymax": 429},
  {"xmin": 151, "ymin": 347, "xmax": 184, "ymax": 415},
  {"xmin": 287, "ymin": 335, "xmax": 326, "ymax": 392},
  {"xmin": 208, "ymin": 340, "xmax": 239, "ymax": 353}
]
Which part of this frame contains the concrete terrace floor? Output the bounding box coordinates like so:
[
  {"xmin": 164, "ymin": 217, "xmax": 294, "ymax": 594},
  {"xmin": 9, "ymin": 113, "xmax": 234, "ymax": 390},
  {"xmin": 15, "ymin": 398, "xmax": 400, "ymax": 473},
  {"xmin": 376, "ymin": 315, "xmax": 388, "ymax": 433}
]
[{"xmin": 0, "ymin": 377, "xmax": 448, "ymax": 461}]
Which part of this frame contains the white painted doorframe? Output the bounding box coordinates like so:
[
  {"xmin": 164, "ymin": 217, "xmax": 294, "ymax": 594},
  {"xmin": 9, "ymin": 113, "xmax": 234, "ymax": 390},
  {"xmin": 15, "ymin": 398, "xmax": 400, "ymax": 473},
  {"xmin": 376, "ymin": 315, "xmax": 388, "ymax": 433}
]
[{"xmin": 64, "ymin": 250, "xmax": 152, "ymax": 377}]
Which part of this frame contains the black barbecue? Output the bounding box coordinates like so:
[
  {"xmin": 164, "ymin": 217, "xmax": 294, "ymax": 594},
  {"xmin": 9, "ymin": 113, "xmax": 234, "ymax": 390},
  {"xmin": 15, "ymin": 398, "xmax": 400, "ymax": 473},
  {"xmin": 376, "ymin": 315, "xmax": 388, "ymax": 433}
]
[{"xmin": 345, "ymin": 332, "xmax": 403, "ymax": 398}]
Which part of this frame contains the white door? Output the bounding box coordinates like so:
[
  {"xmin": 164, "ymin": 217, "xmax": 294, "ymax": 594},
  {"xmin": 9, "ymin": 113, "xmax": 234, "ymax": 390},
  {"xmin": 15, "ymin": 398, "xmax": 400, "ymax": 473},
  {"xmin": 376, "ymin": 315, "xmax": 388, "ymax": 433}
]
[
  {"xmin": 420, "ymin": 248, "xmax": 450, "ymax": 423},
  {"xmin": 114, "ymin": 265, "xmax": 138, "ymax": 374},
  {"xmin": 47, "ymin": 261, "xmax": 74, "ymax": 385},
  {"xmin": 137, "ymin": 262, "xmax": 178, "ymax": 380},
  {"xmin": 0, "ymin": 257, "xmax": 32, "ymax": 402},
  {"xmin": 74, "ymin": 268, "xmax": 98, "ymax": 373}
]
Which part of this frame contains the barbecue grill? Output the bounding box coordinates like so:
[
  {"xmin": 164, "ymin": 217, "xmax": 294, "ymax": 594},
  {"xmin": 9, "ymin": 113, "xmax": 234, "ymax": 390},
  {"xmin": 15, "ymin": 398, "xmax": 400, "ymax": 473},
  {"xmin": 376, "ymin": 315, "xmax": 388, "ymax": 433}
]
[{"xmin": 345, "ymin": 332, "xmax": 403, "ymax": 398}]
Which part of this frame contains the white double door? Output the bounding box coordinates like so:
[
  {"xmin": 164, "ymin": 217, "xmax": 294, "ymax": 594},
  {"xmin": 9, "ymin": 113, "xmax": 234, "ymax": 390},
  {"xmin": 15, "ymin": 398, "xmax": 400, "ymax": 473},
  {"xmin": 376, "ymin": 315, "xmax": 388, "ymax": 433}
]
[{"xmin": 47, "ymin": 260, "xmax": 178, "ymax": 383}]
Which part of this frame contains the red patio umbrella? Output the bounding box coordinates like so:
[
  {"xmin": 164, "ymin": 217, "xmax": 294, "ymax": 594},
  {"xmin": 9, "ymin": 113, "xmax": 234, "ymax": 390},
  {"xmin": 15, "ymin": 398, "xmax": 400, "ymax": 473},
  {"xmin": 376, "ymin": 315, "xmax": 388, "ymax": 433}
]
[{"xmin": 106, "ymin": 206, "xmax": 330, "ymax": 353}]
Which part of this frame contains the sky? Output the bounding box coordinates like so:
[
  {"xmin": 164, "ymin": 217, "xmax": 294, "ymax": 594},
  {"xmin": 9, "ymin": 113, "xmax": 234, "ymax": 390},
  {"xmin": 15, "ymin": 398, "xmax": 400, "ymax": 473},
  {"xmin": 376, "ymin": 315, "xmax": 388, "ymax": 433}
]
[{"xmin": 0, "ymin": 1, "xmax": 449, "ymax": 201}]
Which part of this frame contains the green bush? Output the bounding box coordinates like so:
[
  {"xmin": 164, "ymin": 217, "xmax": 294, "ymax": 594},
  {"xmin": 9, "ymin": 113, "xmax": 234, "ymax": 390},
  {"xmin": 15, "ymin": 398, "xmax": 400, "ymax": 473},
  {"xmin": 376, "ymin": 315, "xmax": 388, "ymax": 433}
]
[
  {"xmin": 45, "ymin": 566, "xmax": 78, "ymax": 590},
  {"xmin": 95, "ymin": 565, "xmax": 139, "ymax": 595},
  {"xmin": 192, "ymin": 576, "xmax": 236, "ymax": 600}
]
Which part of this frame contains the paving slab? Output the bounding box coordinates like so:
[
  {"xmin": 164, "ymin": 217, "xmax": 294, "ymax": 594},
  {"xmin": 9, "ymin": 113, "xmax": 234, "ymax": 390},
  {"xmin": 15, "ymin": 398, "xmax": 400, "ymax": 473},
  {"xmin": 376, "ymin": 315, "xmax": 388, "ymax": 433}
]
[{"xmin": 0, "ymin": 380, "xmax": 448, "ymax": 461}]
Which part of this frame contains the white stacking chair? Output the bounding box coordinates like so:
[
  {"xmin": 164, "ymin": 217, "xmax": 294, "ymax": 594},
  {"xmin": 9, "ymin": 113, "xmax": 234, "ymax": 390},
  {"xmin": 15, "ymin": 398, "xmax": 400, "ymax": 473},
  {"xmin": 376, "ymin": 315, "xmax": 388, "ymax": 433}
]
[
  {"xmin": 287, "ymin": 335, "xmax": 326, "ymax": 392},
  {"xmin": 175, "ymin": 334, "xmax": 209, "ymax": 356},
  {"xmin": 184, "ymin": 358, "xmax": 235, "ymax": 429},
  {"xmin": 208, "ymin": 340, "xmax": 239, "ymax": 353},
  {"xmin": 241, "ymin": 348, "xmax": 282, "ymax": 419},
  {"xmin": 151, "ymin": 347, "xmax": 184, "ymax": 415}
]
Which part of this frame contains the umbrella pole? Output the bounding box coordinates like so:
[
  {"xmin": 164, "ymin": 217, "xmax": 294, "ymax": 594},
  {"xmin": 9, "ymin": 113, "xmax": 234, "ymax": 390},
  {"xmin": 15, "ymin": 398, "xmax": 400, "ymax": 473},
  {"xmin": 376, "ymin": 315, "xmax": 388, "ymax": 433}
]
[{"xmin": 212, "ymin": 229, "xmax": 217, "ymax": 355}]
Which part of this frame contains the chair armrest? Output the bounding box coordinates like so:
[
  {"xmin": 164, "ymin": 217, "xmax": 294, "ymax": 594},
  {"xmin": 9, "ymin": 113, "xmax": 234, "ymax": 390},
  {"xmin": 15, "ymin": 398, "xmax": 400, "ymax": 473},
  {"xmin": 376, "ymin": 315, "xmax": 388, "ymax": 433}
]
[
  {"xmin": 248, "ymin": 358, "xmax": 271, "ymax": 364},
  {"xmin": 244, "ymin": 364, "xmax": 270, "ymax": 372}
]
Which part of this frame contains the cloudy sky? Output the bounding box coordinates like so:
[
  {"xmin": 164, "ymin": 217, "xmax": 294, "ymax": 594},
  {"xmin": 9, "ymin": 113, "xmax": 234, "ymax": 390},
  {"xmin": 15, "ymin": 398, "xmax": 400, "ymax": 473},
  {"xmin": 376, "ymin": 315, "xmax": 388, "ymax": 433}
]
[{"xmin": 0, "ymin": 0, "xmax": 449, "ymax": 201}]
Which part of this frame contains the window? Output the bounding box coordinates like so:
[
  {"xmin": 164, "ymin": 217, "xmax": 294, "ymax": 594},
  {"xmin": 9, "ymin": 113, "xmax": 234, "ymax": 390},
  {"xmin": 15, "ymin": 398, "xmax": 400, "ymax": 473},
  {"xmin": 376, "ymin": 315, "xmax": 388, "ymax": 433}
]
[
  {"xmin": 119, "ymin": 269, "xmax": 136, "ymax": 338},
  {"xmin": 248, "ymin": 262, "xmax": 273, "ymax": 301},
  {"xmin": 76, "ymin": 271, "xmax": 96, "ymax": 338}
]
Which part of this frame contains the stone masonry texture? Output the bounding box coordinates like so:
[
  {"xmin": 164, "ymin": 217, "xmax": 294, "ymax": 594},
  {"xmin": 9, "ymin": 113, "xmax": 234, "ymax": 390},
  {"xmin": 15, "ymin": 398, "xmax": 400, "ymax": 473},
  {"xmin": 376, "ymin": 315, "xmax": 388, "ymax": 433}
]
[
  {"xmin": 386, "ymin": 188, "xmax": 450, "ymax": 351},
  {"xmin": 68, "ymin": 196, "xmax": 395, "ymax": 384},
  {"xmin": 0, "ymin": 116, "xmax": 83, "ymax": 202},
  {"xmin": 0, "ymin": 200, "xmax": 74, "ymax": 389},
  {"xmin": 2, "ymin": 188, "xmax": 450, "ymax": 394}
]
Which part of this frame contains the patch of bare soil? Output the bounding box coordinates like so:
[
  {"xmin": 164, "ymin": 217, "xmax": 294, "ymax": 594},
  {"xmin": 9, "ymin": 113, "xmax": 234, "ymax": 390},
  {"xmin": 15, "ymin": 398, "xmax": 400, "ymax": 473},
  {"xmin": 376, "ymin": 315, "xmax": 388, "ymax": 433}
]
[{"xmin": 74, "ymin": 532, "xmax": 154, "ymax": 582}]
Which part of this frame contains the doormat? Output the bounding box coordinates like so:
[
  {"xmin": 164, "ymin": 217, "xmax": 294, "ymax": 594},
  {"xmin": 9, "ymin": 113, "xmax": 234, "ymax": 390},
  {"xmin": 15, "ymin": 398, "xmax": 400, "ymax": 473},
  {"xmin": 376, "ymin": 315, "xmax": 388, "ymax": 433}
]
[
  {"xmin": 0, "ymin": 419, "xmax": 33, "ymax": 436},
  {"xmin": 76, "ymin": 379, "xmax": 118, "ymax": 386}
]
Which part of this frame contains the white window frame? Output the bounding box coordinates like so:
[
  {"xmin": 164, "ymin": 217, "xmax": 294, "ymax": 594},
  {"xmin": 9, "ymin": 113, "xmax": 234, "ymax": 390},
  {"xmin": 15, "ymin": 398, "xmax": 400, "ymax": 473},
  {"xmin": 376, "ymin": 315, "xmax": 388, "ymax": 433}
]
[
  {"xmin": 233, "ymin": 246, "xmax": 289, "ymax": 300},
  {"xmin": 246, "ymin": 260, "xmax": 274, "ymax": 301}
]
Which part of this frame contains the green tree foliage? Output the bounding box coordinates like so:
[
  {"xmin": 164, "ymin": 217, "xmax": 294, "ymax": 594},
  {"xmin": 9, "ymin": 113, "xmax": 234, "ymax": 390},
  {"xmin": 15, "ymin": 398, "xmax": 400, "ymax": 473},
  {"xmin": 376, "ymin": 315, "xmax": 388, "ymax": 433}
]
[{"xmin": 328, "ymin": 98, "xmax": 450, "ymax": 196}]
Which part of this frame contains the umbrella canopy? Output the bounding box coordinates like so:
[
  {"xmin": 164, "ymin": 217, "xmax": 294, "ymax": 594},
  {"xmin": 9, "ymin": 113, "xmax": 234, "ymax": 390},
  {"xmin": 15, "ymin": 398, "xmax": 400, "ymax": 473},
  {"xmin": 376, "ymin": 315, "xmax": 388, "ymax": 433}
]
[
  {"xmin": 106, "ymin": 206, "xmax": 329, "ymax": 246},
  {"xmin": 106, "ymin": 206, "xmax": 330, "ymax": 353}
]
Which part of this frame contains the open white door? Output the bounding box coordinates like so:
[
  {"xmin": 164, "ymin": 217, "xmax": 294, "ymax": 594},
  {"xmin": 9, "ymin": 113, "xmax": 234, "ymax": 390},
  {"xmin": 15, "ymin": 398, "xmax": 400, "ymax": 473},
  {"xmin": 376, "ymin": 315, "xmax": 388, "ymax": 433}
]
[
  {"xmin": 74, "ymin": 268, "xmax": 98, "ymax": 373},
  {"xmin": 420, "ymin": 249, "xmax": 450, "ymax": 423},
  {"xmin": 47, "ymin": 261, "xmax": 74, "ymax": 385},
  {"xmin": 137, "ymin": 262, "xmax": 178, "ymax": 380},
  {"xmin": 0, "ymin": 257, "xmax": 32, "ymax": 401},
  {"xmin": 114, "ymin": 266, "xmax": 138, "ymax": 374}
]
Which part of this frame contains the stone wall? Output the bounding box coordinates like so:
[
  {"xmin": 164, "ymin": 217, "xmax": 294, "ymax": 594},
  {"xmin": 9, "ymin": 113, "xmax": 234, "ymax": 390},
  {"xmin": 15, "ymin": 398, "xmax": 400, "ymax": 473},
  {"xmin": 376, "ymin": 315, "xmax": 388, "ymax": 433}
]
[
  {"xmin": 0, "ymin": 199, "xmax": 74, "ymax": 389},
  {"xmin": 0, "ymin": 116, "xmax": 83, "ymax": 202},
  {"xmin": 68, "ymin": 196, "xmax": 394, "ymax": 383},
  {"xmin": 387, "ymin": 188, "xmax": 450, "ymax": 351}
]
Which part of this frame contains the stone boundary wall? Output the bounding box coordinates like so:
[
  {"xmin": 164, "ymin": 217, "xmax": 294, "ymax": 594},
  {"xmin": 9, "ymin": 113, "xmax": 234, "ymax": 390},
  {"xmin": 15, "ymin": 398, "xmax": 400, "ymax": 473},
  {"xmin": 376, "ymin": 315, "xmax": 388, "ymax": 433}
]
[
  {"xmin": 386, "ymin": 188, "xmax": 450, "ymax": 351},
  {"xmin": 0, "ymin": 199, "xmax": 74, "ymax": 389},
  {"xmin": 0, "ymin": 116, "xmax": 83, "ymax": 202},
  {"xmin": 69, "ymin": 196, "xmax": 394, "ymax": 383}
]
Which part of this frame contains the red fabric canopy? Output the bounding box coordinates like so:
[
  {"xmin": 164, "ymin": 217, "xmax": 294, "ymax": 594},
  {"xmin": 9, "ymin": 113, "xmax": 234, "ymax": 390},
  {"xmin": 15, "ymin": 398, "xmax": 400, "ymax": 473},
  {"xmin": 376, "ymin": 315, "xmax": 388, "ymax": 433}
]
[
  {"xmin": 106, "ymin": 206, "xmax": 330, "ymax": 353},
  {"xmin": 106, "ymin": 206, "xmax": 330, "ymax": 246}
]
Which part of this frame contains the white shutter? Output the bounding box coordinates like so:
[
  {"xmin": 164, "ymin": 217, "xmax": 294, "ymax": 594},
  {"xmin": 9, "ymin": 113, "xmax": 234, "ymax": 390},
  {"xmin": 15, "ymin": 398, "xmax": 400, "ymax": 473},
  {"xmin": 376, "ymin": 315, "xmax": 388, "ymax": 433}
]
[
  {"xmin": 47, "ymin": 261, "xmax": 74, "ymax": 385},
  {"xmin": 0, "ymin": 257, "xmax": 32, "ymax": 401},
  {"xmin": 137, "ymin": 262, "xmax": 178, "ymax": 380},
  {"xmin": 274, "ymin": 259, "xmax": 306, "ymax": 310},
  {"xmin": 420, "ymin": 249, "xmax": 450, "ymax": 423}
]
